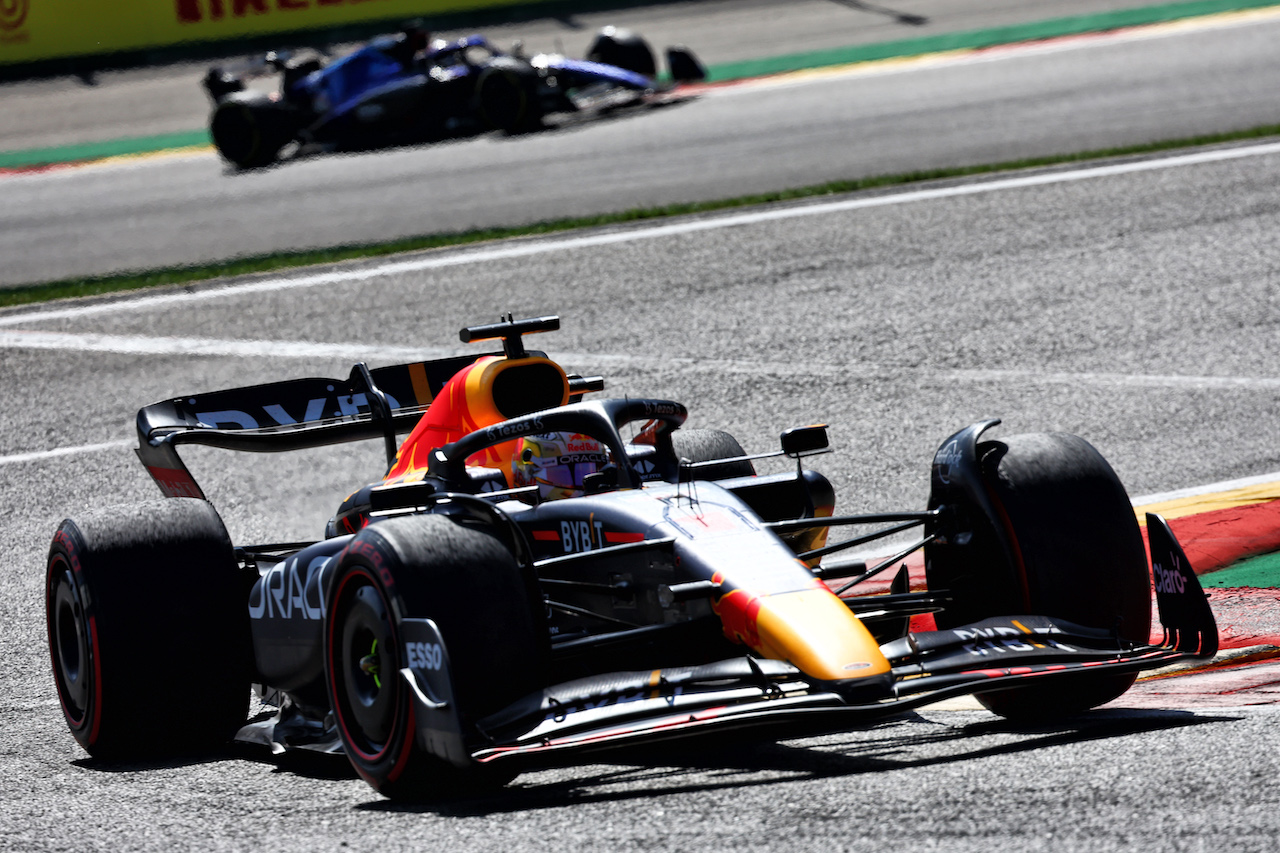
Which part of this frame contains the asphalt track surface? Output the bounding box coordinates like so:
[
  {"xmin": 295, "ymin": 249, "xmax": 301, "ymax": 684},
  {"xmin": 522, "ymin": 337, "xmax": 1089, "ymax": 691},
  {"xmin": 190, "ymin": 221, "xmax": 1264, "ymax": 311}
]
[
  {"xmin": 6, "ymin": 1, "xmax": 1280, "ymax": 286},
  {"xmin": 5, "ymin": 145, "xmax": 1280, "ymax": 849},
  {"xmin": 4, "ymin": 3, "xmax": 1280, "ymax": 852}
]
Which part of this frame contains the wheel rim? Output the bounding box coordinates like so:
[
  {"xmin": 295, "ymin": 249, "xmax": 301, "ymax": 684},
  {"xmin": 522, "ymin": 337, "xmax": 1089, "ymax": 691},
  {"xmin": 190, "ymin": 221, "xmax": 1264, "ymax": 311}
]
[
  {"xmin": 330, "ymin": 569, "xmax": 399, "ymax": 758},
  {"xmin": 47, "ymin": 559, "xmax": 90, "ymax": 727}
]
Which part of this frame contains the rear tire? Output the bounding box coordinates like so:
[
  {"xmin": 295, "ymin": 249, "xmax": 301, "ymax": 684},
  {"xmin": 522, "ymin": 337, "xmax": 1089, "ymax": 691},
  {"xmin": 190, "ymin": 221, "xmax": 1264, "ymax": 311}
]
[
  {"xmin": 46, "ymin": 499, "xmax": 251, "ymax": 759},
  {"xmin": 476, "ymin": 59, "xmax": 542, "ymax": 133},
  {"xmin": 210, "ymin": 93, "xmax": 298, "ymax": 168},
  {"xmin": 925, "ymin": 433, "xmax": 1151, "ymax": 719},
  {"xmin": 672, "ymin": 428, "xmax": 755, "ymax": 480},
  {"xmin": 325, "ymin": 514, "xmax": 548, "ymax": 800}
]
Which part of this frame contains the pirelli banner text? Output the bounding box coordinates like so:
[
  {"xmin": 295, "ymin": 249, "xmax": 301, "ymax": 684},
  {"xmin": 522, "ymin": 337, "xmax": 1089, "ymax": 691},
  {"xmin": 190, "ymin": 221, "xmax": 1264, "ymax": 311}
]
[{"xmin": 0, "ymin": 0, "xmax": 533, "ymax": 67}]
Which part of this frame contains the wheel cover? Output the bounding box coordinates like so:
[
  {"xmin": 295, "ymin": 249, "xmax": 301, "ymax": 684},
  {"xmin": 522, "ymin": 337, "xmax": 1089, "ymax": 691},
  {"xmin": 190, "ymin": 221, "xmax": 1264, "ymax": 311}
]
[{"xmin": 330, "ymin": 569, "xmax": 400, "ymax": 758}]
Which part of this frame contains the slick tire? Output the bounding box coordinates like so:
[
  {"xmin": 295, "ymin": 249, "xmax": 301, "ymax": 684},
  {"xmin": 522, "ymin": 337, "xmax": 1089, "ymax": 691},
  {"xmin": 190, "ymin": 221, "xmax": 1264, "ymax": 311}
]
[
  {"xmin": 476, "ymin": 59, "xmax": 542, "ymax": 133},
  {"xmin": 324, "ymin": 514, "xmax": 548, "ymax": 801},
  {"xmin": 925, "ymin": 433, "xmax": 1151, "ymax": 719},
  {"xmin": 46, "ymin": 499, "xmax": 251, "ymax": 759},
  {"xmin": 586, "ymin": 27, "xmax": 657, "ymax": 78},
  {"xmin": 210, "ymin": 93, "xmax": 297, "ymax": 168},
  {"xmin": 672, "ymin": 428, "xmax": 755, "ymax": 480}
]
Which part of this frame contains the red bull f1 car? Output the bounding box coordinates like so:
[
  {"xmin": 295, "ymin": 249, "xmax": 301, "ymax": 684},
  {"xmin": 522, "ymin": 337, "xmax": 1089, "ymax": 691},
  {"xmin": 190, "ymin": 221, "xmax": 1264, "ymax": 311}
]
[
  {"xmin": 46, "ymin": 316, "xmax": 1218, "ymax": 800},
  {"xmin": 203, "ymin": 27, "xmax": 705, "ymax": 168}
]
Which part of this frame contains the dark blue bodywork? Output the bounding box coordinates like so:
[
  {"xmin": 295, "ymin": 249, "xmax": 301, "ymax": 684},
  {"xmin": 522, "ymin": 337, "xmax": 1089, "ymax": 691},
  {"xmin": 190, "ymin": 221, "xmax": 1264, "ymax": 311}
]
[
  {"xmin": 285, "ymin": 35, "xmax": 655, "ymax": 148},
  {"xmin": 205, "ymin": 29, "xmax": 698, "ymax": 166}
]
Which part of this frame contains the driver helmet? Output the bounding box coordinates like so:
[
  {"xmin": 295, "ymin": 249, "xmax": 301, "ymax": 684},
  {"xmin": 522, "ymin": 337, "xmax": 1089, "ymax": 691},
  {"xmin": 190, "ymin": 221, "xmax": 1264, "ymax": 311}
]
[{"xmin": 512, "ymin": 432, "xmax": 608, "ymax": 500}]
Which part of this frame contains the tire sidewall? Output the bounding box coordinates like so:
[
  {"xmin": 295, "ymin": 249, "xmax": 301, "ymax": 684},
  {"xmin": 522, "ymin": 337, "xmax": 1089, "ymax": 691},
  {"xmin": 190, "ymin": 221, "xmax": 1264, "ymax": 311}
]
[
  {"xmin": 586, "ymin": 29, "xmax": 656, "ymax": 77},
  {"xmin": 984, "ymin": 433, "xmax": 1150, "ymax": 644},
  {"xmin": 324, "ymin": 554, "xmax": 418, "ymax": 791},
  {"xmin": 46, "ymin": 522, "xmax": 101, "ymax": 752}
]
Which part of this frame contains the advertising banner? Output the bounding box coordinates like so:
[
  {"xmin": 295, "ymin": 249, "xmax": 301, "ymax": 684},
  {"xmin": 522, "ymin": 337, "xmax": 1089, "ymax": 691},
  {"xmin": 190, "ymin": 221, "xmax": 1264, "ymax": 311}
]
[{"xmin": 1, "ymin": 0, "xmax": 532, "ymax": 66}]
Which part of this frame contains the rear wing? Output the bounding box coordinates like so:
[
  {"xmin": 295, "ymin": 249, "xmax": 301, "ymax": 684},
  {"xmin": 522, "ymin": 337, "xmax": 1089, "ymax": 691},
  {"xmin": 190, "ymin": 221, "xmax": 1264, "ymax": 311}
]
[{"xmin": 137, "ymin": 351, "xmax": 579, "ymax": 499}]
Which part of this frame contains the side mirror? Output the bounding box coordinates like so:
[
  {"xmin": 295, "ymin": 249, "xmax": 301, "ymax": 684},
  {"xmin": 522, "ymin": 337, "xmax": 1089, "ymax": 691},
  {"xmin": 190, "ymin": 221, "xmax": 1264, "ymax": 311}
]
[
  {"xmin": 583, "ymin": 465, "xmax": 620, "ymax": 495},
  {"xmin": 781, "ymin": 424, "xmax": 829, "ymax": 458}
]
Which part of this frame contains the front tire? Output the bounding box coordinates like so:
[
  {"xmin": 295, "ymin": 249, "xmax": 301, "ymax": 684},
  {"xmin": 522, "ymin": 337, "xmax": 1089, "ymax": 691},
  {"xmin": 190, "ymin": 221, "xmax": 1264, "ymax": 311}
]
[
  {"xmin": 586, "ymin": 27, "xmax": 657, "ymax": 78},
  {"xmin": 671, "ymin": 428, "xmax": 755, "ymax": 480},
  {"xmin": 325, "ymin": 514, "xmax": 548, "ymax": 800},
  {"xmin": 46, "ymin": 499, "xmax": 251, "ymax": 759},
  {"xmin": 926, "ymin": 433, "xmax": 1151, "ymax": 719}
]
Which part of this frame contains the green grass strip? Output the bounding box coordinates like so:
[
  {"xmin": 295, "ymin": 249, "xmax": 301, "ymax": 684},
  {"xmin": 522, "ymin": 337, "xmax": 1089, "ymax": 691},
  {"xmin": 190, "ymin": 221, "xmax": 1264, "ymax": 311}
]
[
  {"xmin": 706, "ymin": 0, "xmax": 1280, "ymax": 82},
  {"xmin": 5, "ymin": 121, "xmax": 1280, "ymax": 306},
  {"xmin": 3, "ymin": 0, "xmax": 1278, "ymax": 169},
  {"xmin": 1204, "ymin": 551, "xmax": 1280, "ymax": 588}
]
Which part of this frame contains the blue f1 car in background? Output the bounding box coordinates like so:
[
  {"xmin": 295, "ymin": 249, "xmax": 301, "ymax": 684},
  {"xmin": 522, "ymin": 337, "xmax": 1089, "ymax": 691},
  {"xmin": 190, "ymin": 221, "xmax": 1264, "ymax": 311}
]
[{"xmin": 203, "ymin": 26, "xmax": 706, "ymax": 168}]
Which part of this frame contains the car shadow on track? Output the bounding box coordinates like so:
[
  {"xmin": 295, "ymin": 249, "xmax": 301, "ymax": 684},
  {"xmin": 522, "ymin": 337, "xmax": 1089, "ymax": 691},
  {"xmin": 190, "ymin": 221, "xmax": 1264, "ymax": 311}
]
[
  {"xmin": 353, "ymin": 708, "xmax": 1235, "ymax": 816},
  {"xmin": 70, "ymin": 741, "xmax": 357, "ymax": 780}
]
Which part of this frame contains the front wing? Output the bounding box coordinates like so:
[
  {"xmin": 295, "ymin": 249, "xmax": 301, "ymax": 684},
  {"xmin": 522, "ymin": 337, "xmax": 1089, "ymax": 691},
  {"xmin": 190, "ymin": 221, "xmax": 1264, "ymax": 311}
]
[{"xmin": 400, "ymin": 513, "xmax": 1218, "ymax": 770}]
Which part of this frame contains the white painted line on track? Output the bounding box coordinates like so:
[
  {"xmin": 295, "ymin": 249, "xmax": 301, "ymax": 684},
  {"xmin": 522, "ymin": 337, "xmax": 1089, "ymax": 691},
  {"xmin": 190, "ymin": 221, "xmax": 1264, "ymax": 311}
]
[
  {"xmin": 575, "ymin": 353, "xmax": 1280, "ymax": 391},
  {"xmin": 4, "ymin": 139, "xmax": 1280, "ymax": 330},
  {"xmin": 1131, "ymin": 470, "xmax": 1280, "ymax": 507},
  {"xmin": 4, "ymin": 390, "xmax": 1269, "ymax": 502},
  {"xmin": 5, "ymin": 426, "xmax": 1278, "ymax": 514},
  {"xmin": 2, "ymin": 331, "xmax": 1278, "ymax": 391},
  {"xmin": 0, "ymin": 329, "xmax": 458, "ymax": 362},
  {"xmin": 917, "ymin": 366, "xmax": 1280, "ymax": 391},
  {"xmin": 0, "ymin": 440, "xmax": 132, "ymax": 466}
]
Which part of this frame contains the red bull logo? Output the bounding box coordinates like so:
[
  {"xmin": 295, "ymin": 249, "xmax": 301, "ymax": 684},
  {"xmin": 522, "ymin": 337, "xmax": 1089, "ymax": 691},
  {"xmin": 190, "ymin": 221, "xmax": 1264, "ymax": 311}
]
[
  {"xmin": 175, "ymin": 0, "xmax": 388, "ymax": 24},
  {"xmin": 712, "ymin": 587, "xmax": 763, "ymax": 647},
  {"xmin": 565, "ymin": 436, "xmax": 601, "ymax": 453}
]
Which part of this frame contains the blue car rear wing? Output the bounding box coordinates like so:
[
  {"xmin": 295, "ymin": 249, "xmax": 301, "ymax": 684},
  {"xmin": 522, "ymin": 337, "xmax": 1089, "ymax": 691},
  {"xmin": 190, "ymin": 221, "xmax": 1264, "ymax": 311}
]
[{"xmin": 135, "ymin": 351, "xmax": 546, "ymax": 499}]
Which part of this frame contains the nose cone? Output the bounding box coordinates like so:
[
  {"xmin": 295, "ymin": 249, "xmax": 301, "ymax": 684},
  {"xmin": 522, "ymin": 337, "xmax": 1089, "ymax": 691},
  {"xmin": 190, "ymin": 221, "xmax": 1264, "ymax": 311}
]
[{"xmin": 715, "ymin": 586, "xmax": 891, "ymax": 684}]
